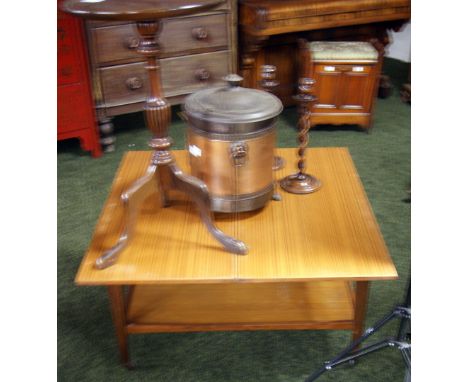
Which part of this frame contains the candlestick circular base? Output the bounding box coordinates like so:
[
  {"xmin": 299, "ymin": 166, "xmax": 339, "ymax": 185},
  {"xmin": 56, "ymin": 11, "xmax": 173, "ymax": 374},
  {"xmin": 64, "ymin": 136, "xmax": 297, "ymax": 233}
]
[{"xmin": 280, "ymin": 173, "xmax": 321, "ymax": 194}]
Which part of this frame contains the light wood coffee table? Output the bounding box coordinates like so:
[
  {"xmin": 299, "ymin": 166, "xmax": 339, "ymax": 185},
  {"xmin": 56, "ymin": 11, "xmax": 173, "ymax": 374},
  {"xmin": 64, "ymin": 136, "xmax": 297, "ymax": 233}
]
[{"xmin": 76, "ymin": 147, "xmax": 397, "ymax": 366}]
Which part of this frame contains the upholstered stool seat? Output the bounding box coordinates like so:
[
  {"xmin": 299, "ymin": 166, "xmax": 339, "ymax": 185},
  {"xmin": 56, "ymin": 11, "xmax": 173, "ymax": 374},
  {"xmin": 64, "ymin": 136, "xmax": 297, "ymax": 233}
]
[{"xmin": 308, "ymin": 41, "xmax": 379, "ymax": 62}]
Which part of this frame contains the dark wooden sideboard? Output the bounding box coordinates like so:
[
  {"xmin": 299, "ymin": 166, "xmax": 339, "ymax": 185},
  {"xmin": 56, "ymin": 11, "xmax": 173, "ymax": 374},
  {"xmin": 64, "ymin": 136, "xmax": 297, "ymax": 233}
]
[
  {"xmin": 85, "ymin": 0, "xmax": 237, "ymax": 147},
  {"xmin": 239, "ymin": 0, "xmax": 411, "ymax": 105}
]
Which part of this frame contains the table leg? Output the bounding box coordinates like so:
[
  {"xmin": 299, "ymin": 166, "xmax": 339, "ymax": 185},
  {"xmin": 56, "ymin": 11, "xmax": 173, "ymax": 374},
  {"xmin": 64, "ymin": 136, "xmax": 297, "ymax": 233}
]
[
  {"xmin": 352, "ymin": 281, "xmax": 370, "ymax": 341},
  {"xmin": 108, "ymin": 286, "xmax": 130, "ymax": 367}
]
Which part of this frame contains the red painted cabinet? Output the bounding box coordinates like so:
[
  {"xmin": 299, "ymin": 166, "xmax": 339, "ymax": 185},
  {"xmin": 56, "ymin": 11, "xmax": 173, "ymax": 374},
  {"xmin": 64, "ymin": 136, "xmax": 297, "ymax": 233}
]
[{"xmin": 58, "ymin": 2, "xmax": 102, "ymax": 157}]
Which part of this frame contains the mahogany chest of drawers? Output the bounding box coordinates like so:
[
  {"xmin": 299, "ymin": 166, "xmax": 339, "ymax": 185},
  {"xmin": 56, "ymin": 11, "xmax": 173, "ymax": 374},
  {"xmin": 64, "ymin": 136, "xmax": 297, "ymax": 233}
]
[{"xmin": 85, "ymin": 0, "xmax": 237, "ymax": 147}]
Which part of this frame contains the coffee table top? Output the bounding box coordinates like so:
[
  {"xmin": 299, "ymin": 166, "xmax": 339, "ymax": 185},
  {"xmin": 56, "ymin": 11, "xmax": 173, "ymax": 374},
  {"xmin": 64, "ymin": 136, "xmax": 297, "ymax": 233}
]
[
  {"xmin": 75, "ymin": 148, "xmax": 397, "ymax": 285},
  {"xmin": 61, "ymin": 0, "xmax": 223, "ymax": 21}
]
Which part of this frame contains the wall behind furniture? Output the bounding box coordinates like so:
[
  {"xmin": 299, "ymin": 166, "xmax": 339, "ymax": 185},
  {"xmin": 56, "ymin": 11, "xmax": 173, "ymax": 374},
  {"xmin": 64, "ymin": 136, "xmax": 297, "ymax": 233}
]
[{"xmin": 386, "ymin": 22, "xmax": 411, "ymax": 62}]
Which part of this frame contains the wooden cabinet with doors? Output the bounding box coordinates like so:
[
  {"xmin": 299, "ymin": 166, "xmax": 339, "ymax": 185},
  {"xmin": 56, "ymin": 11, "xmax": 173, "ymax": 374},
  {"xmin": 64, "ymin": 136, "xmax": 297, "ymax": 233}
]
[{"xmin": 301, "ymin": 40, "xmax": 380, "ymax": 131}]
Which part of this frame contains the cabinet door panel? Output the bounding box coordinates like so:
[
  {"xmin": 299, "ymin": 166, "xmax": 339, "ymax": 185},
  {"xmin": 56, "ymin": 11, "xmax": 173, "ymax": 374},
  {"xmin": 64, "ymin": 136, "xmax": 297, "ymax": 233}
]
[
  {"xmin": 339, "ymin": 72, "xmax": 372, "ymax": 110},
  {"xmin": 314, "ymin": 65, "xmax": 341, "ymax": 110}
]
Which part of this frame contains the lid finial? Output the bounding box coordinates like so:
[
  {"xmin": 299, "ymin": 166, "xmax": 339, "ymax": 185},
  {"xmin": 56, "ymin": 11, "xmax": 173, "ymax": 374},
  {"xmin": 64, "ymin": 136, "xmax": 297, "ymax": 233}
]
[{"xmin": 223, "ymin": 74, "xmax": 243, "ymax": 88}]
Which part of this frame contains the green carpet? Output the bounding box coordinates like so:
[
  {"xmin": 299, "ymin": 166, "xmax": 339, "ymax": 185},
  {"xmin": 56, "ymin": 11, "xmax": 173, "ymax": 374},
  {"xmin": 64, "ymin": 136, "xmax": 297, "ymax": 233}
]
[{"xmin": 58, "ymin": 58, "xmax": 410, "ymax": 381}]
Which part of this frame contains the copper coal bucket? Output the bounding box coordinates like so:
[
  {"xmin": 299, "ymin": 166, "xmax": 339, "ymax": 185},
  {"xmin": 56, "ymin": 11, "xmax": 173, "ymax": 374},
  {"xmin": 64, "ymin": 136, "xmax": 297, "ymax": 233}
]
[{"xmin": 183, "ymin": 74, "xmax": 283, "ymax": 213}]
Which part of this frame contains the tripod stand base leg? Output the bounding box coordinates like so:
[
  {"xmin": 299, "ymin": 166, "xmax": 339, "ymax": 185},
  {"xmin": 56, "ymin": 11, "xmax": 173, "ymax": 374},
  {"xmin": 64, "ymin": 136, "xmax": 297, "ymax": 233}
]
[
  {"xmin": 168, "ymin": 163, "xmax": 248, "ymax": 255},
  {"xmin": 96, "ymin": 159, "xmax": 248, "ymax": 269},
  {"xmin": 96, "ymin": 165, "xmax": 160, "ymax": 269}
]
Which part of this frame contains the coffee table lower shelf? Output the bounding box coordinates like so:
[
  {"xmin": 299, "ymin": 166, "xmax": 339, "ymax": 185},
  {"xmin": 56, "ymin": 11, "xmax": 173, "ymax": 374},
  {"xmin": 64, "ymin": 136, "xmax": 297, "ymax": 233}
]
[{"xmin": 125, "ymin": 281, "xmax": 356, "ymax": 334}]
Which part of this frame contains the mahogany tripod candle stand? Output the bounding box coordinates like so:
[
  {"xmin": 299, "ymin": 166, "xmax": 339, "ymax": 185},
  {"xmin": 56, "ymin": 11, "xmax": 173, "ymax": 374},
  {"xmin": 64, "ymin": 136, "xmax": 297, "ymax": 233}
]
[{"xmin": 62, "ymin": 0, "xmax": 247, "ymax": 269}]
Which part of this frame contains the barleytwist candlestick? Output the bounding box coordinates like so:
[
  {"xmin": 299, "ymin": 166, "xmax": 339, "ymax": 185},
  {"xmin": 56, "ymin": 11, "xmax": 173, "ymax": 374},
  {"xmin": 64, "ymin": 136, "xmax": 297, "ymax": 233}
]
[
  {"xmin": 61, "ymin": 0, "xmax": 247, "ymax": 269},
  {"xmin": 280, "ymin": 78, "xmax": 321, "ymax": 194}
]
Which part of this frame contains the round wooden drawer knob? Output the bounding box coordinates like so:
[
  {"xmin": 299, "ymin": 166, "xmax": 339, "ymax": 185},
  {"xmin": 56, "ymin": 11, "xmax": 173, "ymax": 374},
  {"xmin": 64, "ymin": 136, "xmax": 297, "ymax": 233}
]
[
  {"xmin": 125, "ymin": 37, "xmax": 139, "ymax": 50},
  {"xmin": 195, "ymin": 68, "xmax": 211, "ymax": 81},
  {"xmin": 125, "ymin": 77, "xmax": 143, "ymax": 90},
  {"xmin": 192, "ymin": 27, "xmax": 209, "ymax": 40}
]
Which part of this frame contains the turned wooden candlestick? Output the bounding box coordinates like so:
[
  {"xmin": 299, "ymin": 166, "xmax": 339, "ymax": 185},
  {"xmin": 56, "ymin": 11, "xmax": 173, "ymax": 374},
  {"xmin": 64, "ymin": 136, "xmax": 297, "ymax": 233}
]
[
  {"xmin": 62, "ymin": 0, "xmax": 247, "ymax": 269},
  {"xmin": 259, "ymin": 65, "xmax": 285, "ymax": 172},
  {"xmin": 280, "ymin": 77, "xmax": 321, "ymax": 194}
]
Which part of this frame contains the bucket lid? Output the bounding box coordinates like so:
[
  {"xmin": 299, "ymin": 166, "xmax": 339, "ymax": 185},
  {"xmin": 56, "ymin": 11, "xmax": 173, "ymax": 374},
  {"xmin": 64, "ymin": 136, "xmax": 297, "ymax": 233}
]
[{"xmin": 184, "ymin": 74, "xmax": 283, "ymax": 124}]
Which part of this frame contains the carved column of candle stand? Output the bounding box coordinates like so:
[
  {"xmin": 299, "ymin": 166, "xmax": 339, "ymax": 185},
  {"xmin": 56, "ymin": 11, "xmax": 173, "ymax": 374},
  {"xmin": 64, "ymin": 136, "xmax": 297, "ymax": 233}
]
[
  {"xmin": 260, "ymin": 64, "xmax": 279, "ymax": 91},
  {"xmin": 259, "ymin": 65, "xmax": 284, "ymax": 172},
  {"xmin": 94, "ymin": 20, "xmax": 247, "ymax": 269},
  {"xmin": 280, "ymin": 78, "xmax": 321, "ymax": 194}
]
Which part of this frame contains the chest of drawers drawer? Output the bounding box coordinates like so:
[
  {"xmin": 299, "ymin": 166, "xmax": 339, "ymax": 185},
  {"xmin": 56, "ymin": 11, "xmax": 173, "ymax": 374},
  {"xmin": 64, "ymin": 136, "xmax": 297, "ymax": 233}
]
[
  {"xmin": 100, "ymin": 50, "xmax": 230, "ymax": 107},
  {"xmin": 92, "ymin": 13, "xmax": 229, "ymax": 65}
]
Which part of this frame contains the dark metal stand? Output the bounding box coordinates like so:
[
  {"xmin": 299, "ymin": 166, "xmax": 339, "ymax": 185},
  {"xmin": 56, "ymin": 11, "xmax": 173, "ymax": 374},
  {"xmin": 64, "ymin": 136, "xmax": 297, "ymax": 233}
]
[{"xmin": 305, "ymin": 284, "xmax": 411, "ymax": 382}]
